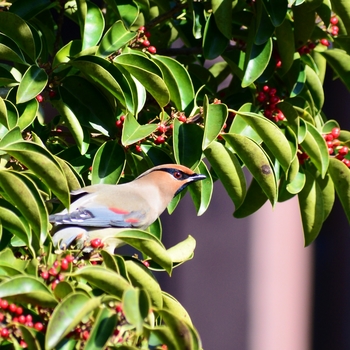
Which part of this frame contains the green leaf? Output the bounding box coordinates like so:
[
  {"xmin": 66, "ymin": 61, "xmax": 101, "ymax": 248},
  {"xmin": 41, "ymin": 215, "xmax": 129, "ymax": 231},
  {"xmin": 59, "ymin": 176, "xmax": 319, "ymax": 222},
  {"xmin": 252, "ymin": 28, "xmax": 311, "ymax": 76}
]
[
  {"xmin": 0, "ymin": 275, "xmax": 57, "ymax": 307},
  {"xmin": 17, "ymin": 98, "xmax": 38, "ymax": 131},
  {"xmin": 0, "ymin": 12, "xmax": 36, "ymax": 61},
  {"xmin": 202, "ymin": 96, "xmax": 227, "ymax": 150},
  {"xmin": 46, "ymin": 293, "xmax": 101, "ymax": 349},
  {"xmin": 84, "ymin": 307, "xmax": 117, "ymax": 350},
  {"xmin": 70, "ymin": 55, "xmax": 135, "ymax": 114},
  {"xmin": 0, "ymin": 140, "xmax": 70, "ymax": 208},
  {"xmin": 125, "ymin": 260, "xmax": 163, "ymax": 308},
  {"xmin": 0, "ymin": 171, "xmax": 48, "ymax": 245},
  {"xmin": 152, "ymin": 55, "xmax": 195, "ymax": 113},
  {"xmin": 123, "ymin": 288, "xmax": 149, "ymax": 335},
  {"xmin": 71, "ymin": 266, "xmax": 131, "ymax": 299},
  {"xmin": 82, "ymin": 1, "xmax": 105, "ymax": 50},
  {"xmin": 166, "ymin": 235, "xmax": 196, "ymax": 265},
  {"xmin": 97, "ymin": 20, "xmax": 137, "ymax": 57},
  {"xmin": 9, "ymin": 0, "xmax": 55, "ymax": 20},
  {"xmin": 255, "ymin": 0, "xmax": 275, "ymax": 45},
  {"xmin": 203, "ymin": 13, "xmax": 229, "ymax": 60},
  {"xmin": 328, "ymin": 157, "xmax": 350, "ymax": 223},
  {"xmin": 121, "ymin": 114, "xmax": 157, "ymax": 146},
  {"xmin": 293, "ymin": 4, "xmax": 316, "ymax": 48},
  {"xmin": 305, "ymin": 64, "xmax": 324, "ymax": 111},
  {"xmin": 50, "ymin": 97, "xmax": 90, "ymax": 155},
  {"xmin": 204, "ymin": 141, "xmax": 246, "ymax": 209},
  {"xmin": 18, "ymin": 325, "xmax": 45, "ymax": 350},
  {"xmin": 321, "ymin": 49, "xmax": 350, "ymax": 91},
  {"xmin": 262, "ymin": 0, "xmax": 288, "ymax": 27},
  {"xmin": 4, "ymin": 99, "xmax": 18, "ymax": 130},
  {"xmin": 0, "ymin": 33, "xmax": 26, "ymax": 65},
  {"xmin": 162, "ymin": 292, "xmax": 193, "ymax": 326},
  {"xmin": 16, "ymin": 65, "xmax": 48, "ymax": 104},
  {"xmin": 92, "ymin": 141, "xmax": 125, "ymax": 185},
  {"xmin": 212, "ymin": 0, "xmax": 232, "ymax": 39},
  {"xmin": 53, "ymin": 40, "xmax": 82, "ymax": 69},
  {"xmin": 188, "ymin": 161, "xmax": 213, "ymax": 216},
  {"xmin": 173, "ymin": 119, "xmax": 203, "ymax": 169},
  {"xmin": 242, "ymin": 38, "xmax": 272, "ymax": 88},
  {"xmin": 300, "ymin": 122, "xmax": 329, "ymax": 177},
  {"xmin": 114, "ymin": 53, "xmax": 170, "ymax": 107},
  {"xmin": 331, "ymin": 0, "xmax": 350, "ymax": 34},
  {"xmin": 223, "ymin": 133, "xmax": 277, "ymax": 206},
  {"xmin": 298, "ymin": 170, "xmax": 324, "ymax": 246},
  {"xmin": 115, "ymin": 0, "xmax": 139, "ymax": 27},
  {"xmin": 235, "ymin": 111, "xmax": 293, "ymax": 171}
]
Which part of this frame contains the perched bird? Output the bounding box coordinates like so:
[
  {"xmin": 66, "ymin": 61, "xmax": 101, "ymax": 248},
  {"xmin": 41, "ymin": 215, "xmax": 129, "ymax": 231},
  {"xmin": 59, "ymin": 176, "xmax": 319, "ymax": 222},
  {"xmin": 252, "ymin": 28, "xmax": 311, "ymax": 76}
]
[{"xmin": 49, "ymin": 164, "xmax": 206, "ymax": 253}]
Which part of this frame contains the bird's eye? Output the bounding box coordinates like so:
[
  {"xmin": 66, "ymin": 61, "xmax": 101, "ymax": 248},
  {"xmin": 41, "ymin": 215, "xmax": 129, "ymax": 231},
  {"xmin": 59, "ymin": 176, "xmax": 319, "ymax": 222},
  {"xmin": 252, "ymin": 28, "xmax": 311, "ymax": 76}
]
[{"xmin": 173, "ymin": 171, "xmax": 183, "ymax": 179}]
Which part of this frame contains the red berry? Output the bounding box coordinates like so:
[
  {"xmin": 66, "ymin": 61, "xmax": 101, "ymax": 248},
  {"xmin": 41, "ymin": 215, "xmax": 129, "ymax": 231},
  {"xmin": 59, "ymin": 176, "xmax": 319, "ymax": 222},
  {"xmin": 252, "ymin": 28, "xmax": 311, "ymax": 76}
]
[
  {"xmin": 65, "ymin": 254, "xmax": 74, "ymax": 263},
  {"xmin": 49, "ymin": 267, "xmax": 58, "ymax": 276},
  {"xmin": 264, "ymin": 109, "xmax": 272, "ymax": 118},
  {"xmin": 308, "ymin": 42, "xmax": 316, "ymax": 50},
  {"xmin": 178, "ymin": 115, "xmax": 187, "ymax": 122},
  {"xmin": 328, "ymin": 147, "xmax": 334, "ymax": 155},
  {"xmin": 142, "ymin": 40, "xmax": 150, "ymax": 47},
  {"xmin": 115, "ymin": 304, "xmax": 123, "ymax": 313},
  {"xmin": 157, "ymin": 123, "xmax": 167, "ymax": 133},
  {"xmin": 320, "ymin": 39, "xmax": 330, "ymax": 47},
  {"xmin": 138, "ymin": 26, "xmax": 145, "ymax": 32},
  {"xmin": 90, "ymin": 238, "xmax": 103, "ymax": 248},
  {"xmin": 330, "ymin": 16, "xmax": 338, "ymax": 25},
  {"xmin": 262, "ymin": 85, "xmax": 270, "ymax": 92},
  {"xmin": 342, "ymin": 158, "xmax": 350, "ymax": 167},
  {"xmin": 269, "ymin": 88, "xmax": 277, "ymax": 96},
  {"xmin": 148, "ymin": 46, "xmax": 157, "ymax": 54},
  {"xmin": 331, "ymin": 26, "xmax": 339, "ymax": 35},
  {"xmin": 25, "ymin": 314, "xmax": 32, "ymax": 323},
  {"xmin": 257, "ymin": 92, "xmax": 266, "ymax": 103},
  {"xmin": 324, "ymin": 134, "xmax": 334, "ymax": 141},
  {"xmin": 34, "ymin": 322, "xmax": 44, "ymax": 331},
  {"xmin": 61, "ymin": 258, "xmax": 69, "ymax": 271},
  {"xmin": 142, "ymin": 260, "xmax": 150, "ymax": 268},
  {"xmin": 20, "ymin": 340, "xmax": 27, "ymax": 348},
  {"xmin": 326, "ymin": 140, "xmax": 333, "ymax": 148},
  {"xmin": 9, "ymin": 303, "xmax": 17, "ymax": 313},
  {"xmin": 51, "ymin": 280, "xmax": 59, "ymax": 290},
  {"xmin": 1, "ymin": 328, "xmax": 9, "ymax": 338},
  {"xmin": 144, "ymin": 31, "xmax": 151, "ymax": 38},
  {"xmin": 36, "ymin": 95, "xmax": 44, "ymax": 103},
  {"xmin": 120, "ymin": 115, "xmax": 125, "ymax": 122},
  {"xmin": 135, "ymin": 144, "xmax": 142, "ymax": 153},
  {"xmin": 276, "ymin": 110, "xmax": 285, "ymax": 121},
  {"xmin": 25, "ymin": 321, "xmax": 33, "ymax": 327},
  {"xmin": 332, "ymin": 139, "xmax": 340, "ymax": 147},
  {"xmin": 270, "ymin": 96, "xmax": 280, "ymax": 104},
  {"xmin": 41, "ymin": 271, "xmax": 49, "ymax": 280},
  {"xmin": 49, "ymin": 90, "xmax": 56, "ymax": 98},
  {"xmin": 116, "ymin": 120, "xmax": 123, "ymax": 128},
  {"xmin": 339, "ymin": 146, "xmax": 349, "ymax": 156},
  {"xmin": 0, "ymin": 300, "xmax": 8, "ymax": 309},
  {"xmin": 16, "ymin": 306, "xmax": 23, "ymax": 315},
  {"xmin": 154, "ymin": 135, "xmax": 165, "ymax": 145},
  {"xmin": 18, "ymin": 315, "xmax": 26, "ymax": 324},
  {"xmin": 331, "ymin": 127, "xmax": 340, "ymax": 138},
  {"xmin": 276, "ymin": 60, "xmax": 282, "ymax": 68},
  {"xmin": 83, "ymin": 330, "xmax": 90, "ymax": 340},
  {"xmin": 0, "ymin": 313, "xmax": 4, "ymax": 322}
]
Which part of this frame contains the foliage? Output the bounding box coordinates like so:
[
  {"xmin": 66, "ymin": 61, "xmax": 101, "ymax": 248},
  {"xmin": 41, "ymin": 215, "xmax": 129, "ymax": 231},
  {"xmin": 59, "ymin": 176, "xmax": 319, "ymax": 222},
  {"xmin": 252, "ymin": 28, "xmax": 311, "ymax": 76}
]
[{"xmin": 0, "ymin": 0, "xmax": 349, "ymax": 348}]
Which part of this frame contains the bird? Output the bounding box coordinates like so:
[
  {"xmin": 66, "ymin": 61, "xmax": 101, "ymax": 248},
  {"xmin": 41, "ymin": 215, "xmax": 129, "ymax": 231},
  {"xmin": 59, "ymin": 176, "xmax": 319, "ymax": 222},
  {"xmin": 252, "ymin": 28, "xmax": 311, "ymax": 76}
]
[{"xmin": 49, "ymin": 164, "xmax": 206, "ymax": 253}]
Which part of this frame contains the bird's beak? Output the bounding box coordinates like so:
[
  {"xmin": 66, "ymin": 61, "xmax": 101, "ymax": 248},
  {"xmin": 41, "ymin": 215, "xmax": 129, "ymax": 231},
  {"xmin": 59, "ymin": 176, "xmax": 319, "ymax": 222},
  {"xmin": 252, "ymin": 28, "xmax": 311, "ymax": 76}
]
[{"xmin": 190, "ymin": 173, "xmax": 206, "ymax": 182}]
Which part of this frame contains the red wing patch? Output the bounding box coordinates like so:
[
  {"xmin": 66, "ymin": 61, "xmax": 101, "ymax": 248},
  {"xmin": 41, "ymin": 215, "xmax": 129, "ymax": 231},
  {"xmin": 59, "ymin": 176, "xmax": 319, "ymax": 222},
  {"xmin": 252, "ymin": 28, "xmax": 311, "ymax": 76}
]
[
  {"xmin": 125, "ymin": 218, "xmax": 139, "ymax": 223},
  {"xmin": 109, "ymin": 207, "xmax": 130, "ymax": 215}
]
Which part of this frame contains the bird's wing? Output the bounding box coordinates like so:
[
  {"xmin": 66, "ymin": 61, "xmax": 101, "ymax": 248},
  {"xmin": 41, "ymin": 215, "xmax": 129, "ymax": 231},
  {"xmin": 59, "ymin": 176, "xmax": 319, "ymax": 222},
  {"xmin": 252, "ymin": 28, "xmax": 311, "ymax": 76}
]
[{"xmin": 49, "ymin": 206, "xmax": 147, "ymax": 228}]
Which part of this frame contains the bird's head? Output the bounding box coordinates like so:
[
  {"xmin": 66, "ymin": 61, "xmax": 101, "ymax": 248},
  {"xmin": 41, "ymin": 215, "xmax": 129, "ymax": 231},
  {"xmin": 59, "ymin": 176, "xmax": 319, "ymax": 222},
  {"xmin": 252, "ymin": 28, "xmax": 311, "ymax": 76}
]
[{"xmin": 136, "ymin": 164, "xmax": 206, "ymax": 197}]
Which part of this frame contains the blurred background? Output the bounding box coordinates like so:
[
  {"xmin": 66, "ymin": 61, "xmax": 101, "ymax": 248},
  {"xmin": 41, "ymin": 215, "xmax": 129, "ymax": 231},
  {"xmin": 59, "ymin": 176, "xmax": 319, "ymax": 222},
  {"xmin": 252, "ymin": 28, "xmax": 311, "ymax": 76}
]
[{"xmin": 159, "ymin": 72, "xmax": 350, "ymax": 350}]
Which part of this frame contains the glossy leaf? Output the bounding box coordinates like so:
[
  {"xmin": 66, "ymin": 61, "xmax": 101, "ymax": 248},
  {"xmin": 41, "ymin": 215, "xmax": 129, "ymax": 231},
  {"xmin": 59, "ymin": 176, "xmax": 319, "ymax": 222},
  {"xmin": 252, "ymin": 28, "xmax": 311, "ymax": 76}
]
[
  {"xmin": 203, "ymin": 13, "xmax": 229, "ymax": 60},
  {"xmin": 0, "ymin": 33, "xmax": 26, "ymax": 65},
  {"xmin": 0, "ymin": 275, "xmax": 57, "ymax": 307},
  {"xmin": 81, "ymin": 1, "xmax": 105, "ymax": 51},
  {"xmin": 0, "ymin": 171, "xmax": 48, "ymax": 245},
  {"xmin": 166, "ymin": 235, "xmax": 196, "ymax": 264},
  {"xmin": 255, "ymin": 1, "xmax": 275, "ymax": 45},
  {"xmin": 328, "ymin": 157, "xmax": 350, "ymax": 223},
  {"xmin": 125, "ymin": 260, "xmax": 163, "ymax": 308},
  {"xmin": 115, "ymin": 0, "xmax": 139, "ymax": 27},
  {"xmin": 204, "ymin": 141, "xmax": 246, "ymax": 209},
  {"xmin": 0, "ymin": 12, "xmax": 36, "ymax": 61},
  {"xmin": 0, "ymin": 140, "xmax": 70, "ymax": 208},
  {"xmin": 114, "ymin": 53, "xmax": 170, "ymax": 107},
  {"xmin": 70, "ymin": 56, "xmax": 135, "ymax": 114},
  {"xmin": 298, "ymin": 170, "xmax": 324, "ymax": 246},
  {"xmin": 202, "ymin": 96, "xmax": 227, "ymax": 150},
  {"xmin": 300, "ymin": 122, "xmax": 329, "ymax": 177},
  {"xmin": 152, "ymin": 55, "xmax": 195, "ymax": 113},
  {"xmin": 92, "ymin": 141, "xmax": 125, "ymax": 185},
  {"xmin": 173, "ymin": 119, "xmax": 203, "ymax": 169},
  {"xmin": 223, "ymin": 133, "xmax": 277, "ymax": 206},
  {"xmin": 262, "ymin": 0, "xmax": 288, "ymax": 27},
  {"xmin": 242, "ymin": 38, "xmax": 272, "ymax": 88},
  {"xmin": 305, "ymin": 64, "xmax": 324, "ymax": 111},
  {"xmin": 16, "ymin": 65, "xmax": 48, "ymax": 104},
  {"xmin": 53, "ymin": 40, "xmax": 82, "ymax": 69},
  {"xmin": 212, "ymin": 0, "xmax": 232, "ymax": 39},
  {"xmin": 97, "ymin": 20, "xmax": 137, "ymax": 57},
  {"xmin": 293, "ymin": 4, "xmax": 316, "ymax": 48},
  {"xmin": 188, "ymin": 161, "xmax": 213, "ymax": 216},
  {"xmin": 17, "ymin": 98, "xmax": 38, "ymax": 131},
  {"xmin": 122, "ymin": 114, "xmax": 157, "ymax": 146},
  {"xmin": 46, "ymin": 293, "xmax": 101, "ymax": 349},
  {"xmin": 9, "ymin": 0, "xmax": 54, "ymax": 20},
  {"xmin": 236, "ymin": 111, "xmax": 293, "ymax": 171},
  {"xmin": 162, "ymin": 292, "xmax": 193, "ymax": 326}
]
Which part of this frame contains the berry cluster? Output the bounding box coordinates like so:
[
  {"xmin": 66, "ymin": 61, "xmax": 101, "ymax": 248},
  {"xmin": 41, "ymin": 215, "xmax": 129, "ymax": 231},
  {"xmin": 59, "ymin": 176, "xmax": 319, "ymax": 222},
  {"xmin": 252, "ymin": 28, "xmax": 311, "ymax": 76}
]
[
  {"xmin": 323, "ymin": 127, "xmax": 350, "ymax": 167},
  {"xmin": 0, "ymin": 299, "xmax": 45, "ymax": 348},
  {"xmin": 298, "ymin": 41, "xmax": 317, "ymax": 55},
  {"xmin": 256, "ymin": 86, "xmax": 285, "ymax": 123},
  {"xmin": 134, "ymin": 26, "xmax": 156, "ymax": 54},
  {"xmin": 39, "ymin": 254, "xmax": 74, "ymax": 290},
  {"xmin": 329, "ymin": 15, "xmax": 339, "ymax": 36}
]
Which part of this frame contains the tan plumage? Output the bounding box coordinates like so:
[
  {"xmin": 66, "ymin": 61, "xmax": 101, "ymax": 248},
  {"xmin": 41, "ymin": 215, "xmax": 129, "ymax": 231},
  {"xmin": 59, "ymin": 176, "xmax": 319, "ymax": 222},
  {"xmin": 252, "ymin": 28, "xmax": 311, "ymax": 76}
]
[{"xmin": 50, "ymin": 164, "xmax": 206, "ymax": 253}]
